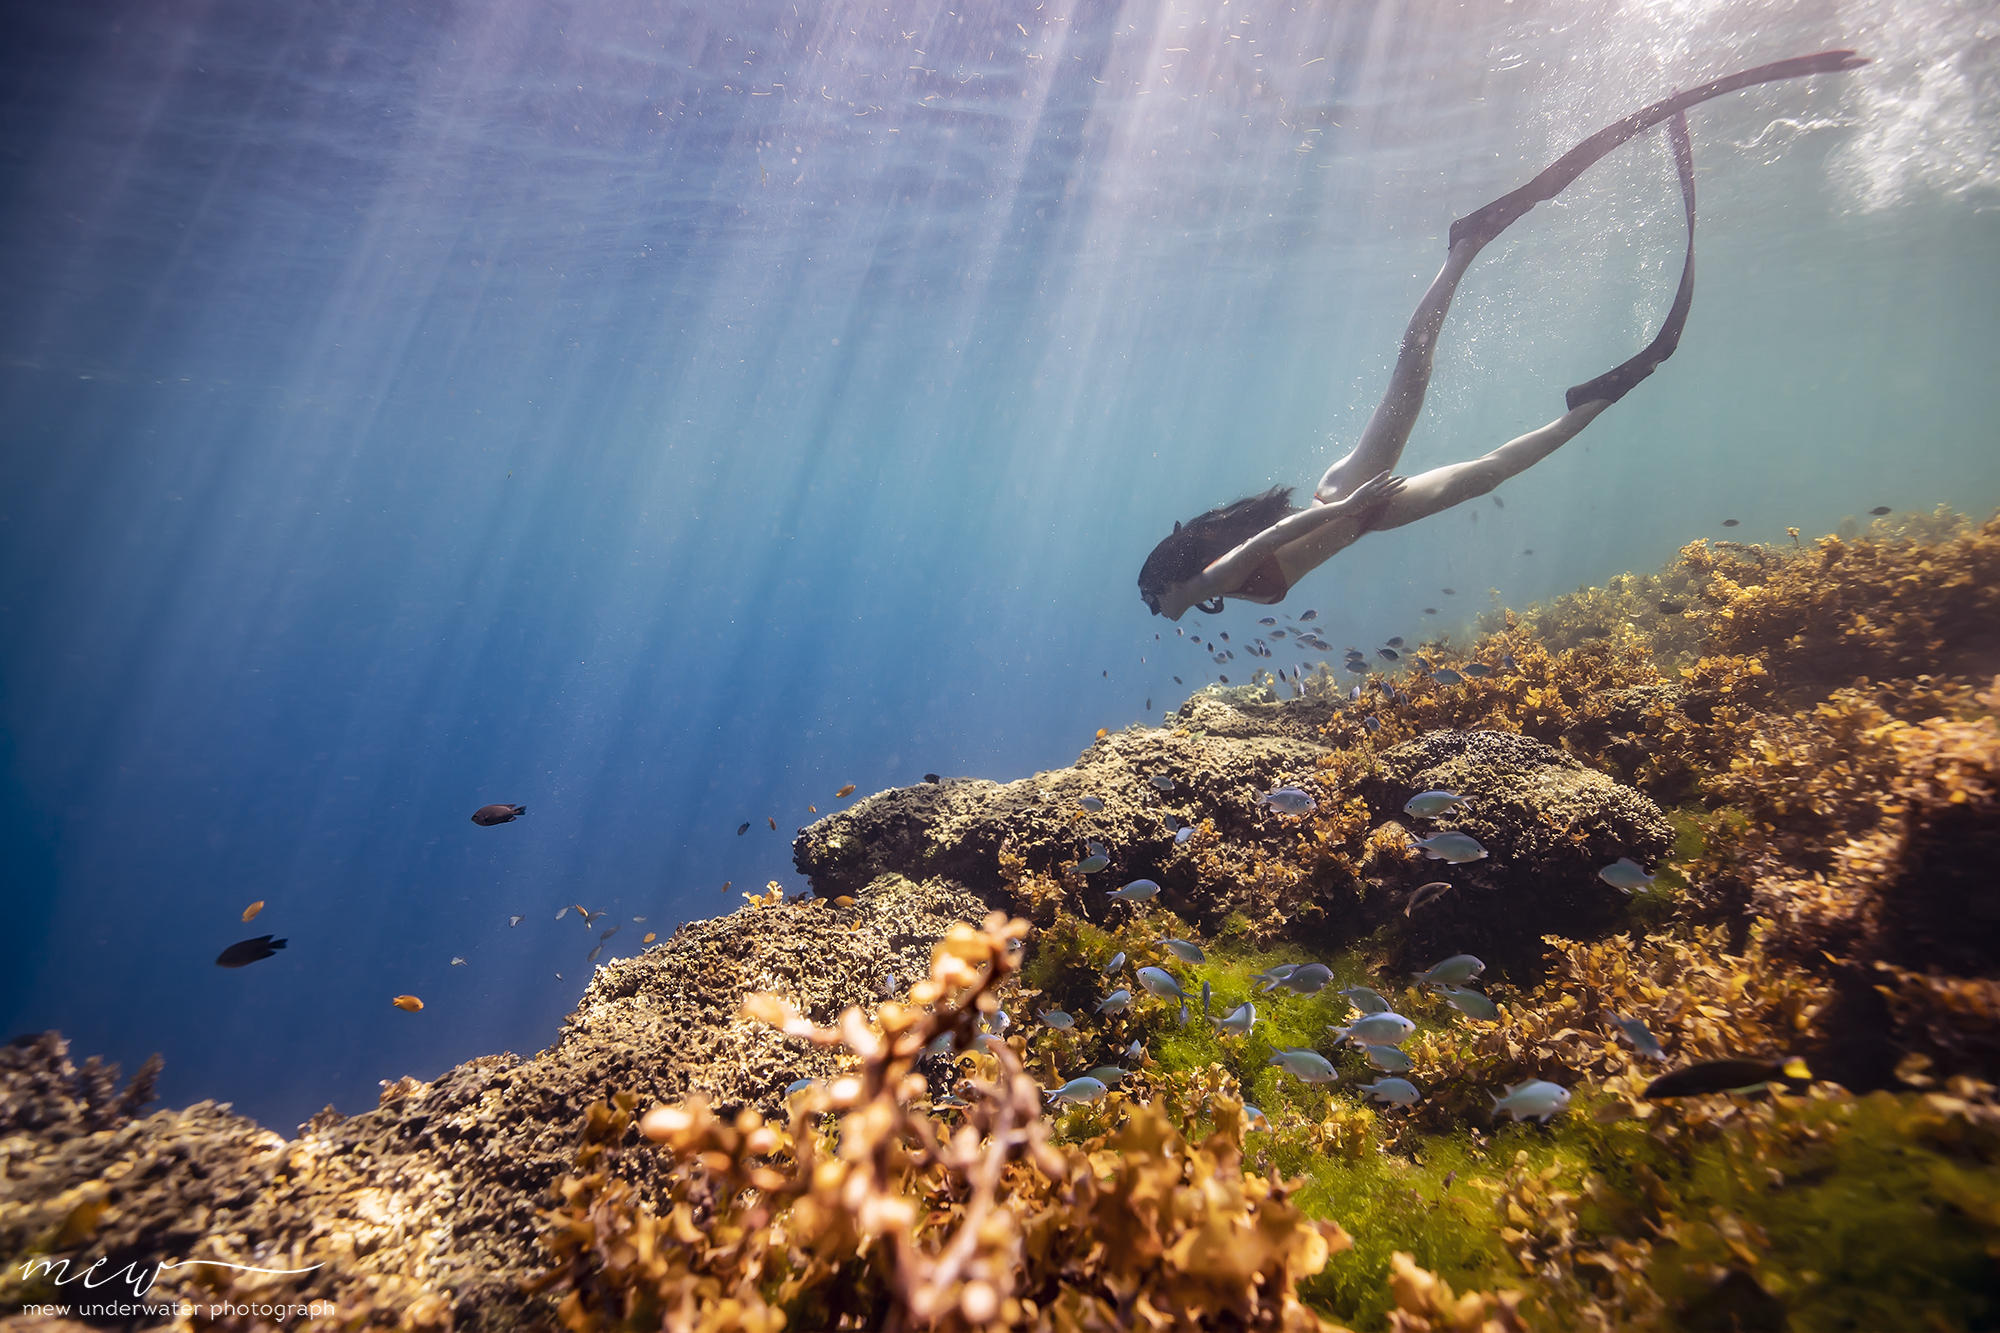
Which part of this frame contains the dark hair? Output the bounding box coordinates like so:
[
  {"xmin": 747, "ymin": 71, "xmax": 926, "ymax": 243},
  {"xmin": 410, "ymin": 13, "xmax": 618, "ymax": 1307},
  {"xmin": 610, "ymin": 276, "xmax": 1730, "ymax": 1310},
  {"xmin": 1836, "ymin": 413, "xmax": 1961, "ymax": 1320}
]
[{"xmin": 1137, "ymin": 487, "xmax": 1297, "ymax": 606}]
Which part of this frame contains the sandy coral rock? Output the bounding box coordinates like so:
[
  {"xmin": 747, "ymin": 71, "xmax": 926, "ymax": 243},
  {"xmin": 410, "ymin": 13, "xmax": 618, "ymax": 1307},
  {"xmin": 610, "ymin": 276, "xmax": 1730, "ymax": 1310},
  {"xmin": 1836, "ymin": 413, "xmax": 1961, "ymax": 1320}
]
[
  {"xmin": 1357, "ymin": 729, "xmax": 1673, "ymax": 970},
  {"xmin": 793, "ymin": 698, "xmax": 1329, "ymax": 916}
]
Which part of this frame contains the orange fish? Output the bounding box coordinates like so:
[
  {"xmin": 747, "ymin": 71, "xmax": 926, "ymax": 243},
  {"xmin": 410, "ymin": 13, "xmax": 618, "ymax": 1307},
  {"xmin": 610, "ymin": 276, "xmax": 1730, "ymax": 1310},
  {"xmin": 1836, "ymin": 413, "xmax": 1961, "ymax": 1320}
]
[
  {"xmin": 835, "ymin": 784, "xmax": 856, "ymax": 798},
  {"xmin": 832, "ymin": 895, "xmax": 856, "ymax": 907},
  {"xmin": 767, "ymin": 817, "xmax": 777, "ymax": 830},
  {"xmin": 1096, "ymin": 728, "xmax": 1108, "ymax": 740},
  {"xmin": 643, "ymin": 932, "xmax": 656, "ymax": 943},
  {"xmin": 241, "ymin": 900, "xmax": 264, "ymax": 923},
  {"xmin": 720, "ymin": 880, "xmax": 732, "ymax": 894},
  {"xmin": 392, "ymin": 995, "xmax": 424, "ymax": 1012},
  {"xmin": 809, "ymin": 805, "xmax": 817, "ymax": 813}
]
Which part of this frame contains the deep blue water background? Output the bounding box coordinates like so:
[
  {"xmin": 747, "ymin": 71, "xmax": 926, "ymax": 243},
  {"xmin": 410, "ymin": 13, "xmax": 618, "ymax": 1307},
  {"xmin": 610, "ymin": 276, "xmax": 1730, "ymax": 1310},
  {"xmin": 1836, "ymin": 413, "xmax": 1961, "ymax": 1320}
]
[{"xmin": 3, "ymin": 0, "xmax": 1995, "ymax": 1133}]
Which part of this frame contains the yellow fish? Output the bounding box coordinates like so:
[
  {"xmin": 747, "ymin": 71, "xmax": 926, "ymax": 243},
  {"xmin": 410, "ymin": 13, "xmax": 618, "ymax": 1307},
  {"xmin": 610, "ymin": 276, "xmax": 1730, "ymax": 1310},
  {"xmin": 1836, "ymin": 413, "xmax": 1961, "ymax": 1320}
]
[
  {"xmin": 836, "ymin": 783, "xmax": 856, "ymax": 798},
  {"xmin": 241, "ymin": 900, "xmax": 264, "ymax": 923},
  {"xmin": 643, "ymin": 932, "xmax": 656, "ymax": 943}
]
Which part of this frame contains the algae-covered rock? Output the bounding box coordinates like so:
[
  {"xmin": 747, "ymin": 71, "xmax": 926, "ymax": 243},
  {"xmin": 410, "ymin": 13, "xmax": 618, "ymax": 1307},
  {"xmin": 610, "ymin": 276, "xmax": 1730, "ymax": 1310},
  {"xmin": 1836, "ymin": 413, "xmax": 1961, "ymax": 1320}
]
[
  {"xmin": 795, "ymin": 698, "xmax": 1331, "ymax": 922},
  {"xmin": 1355, "ymin": 729, "xmax": 1673, "ymax": 971}
]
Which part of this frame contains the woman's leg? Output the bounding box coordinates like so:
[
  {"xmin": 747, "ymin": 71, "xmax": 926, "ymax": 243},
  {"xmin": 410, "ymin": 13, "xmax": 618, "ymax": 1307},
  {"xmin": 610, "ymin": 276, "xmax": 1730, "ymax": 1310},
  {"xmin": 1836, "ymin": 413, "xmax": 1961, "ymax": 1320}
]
[{"xmin": 1313, "ymin": 49, "xmax": 1866, "ymax": 508}]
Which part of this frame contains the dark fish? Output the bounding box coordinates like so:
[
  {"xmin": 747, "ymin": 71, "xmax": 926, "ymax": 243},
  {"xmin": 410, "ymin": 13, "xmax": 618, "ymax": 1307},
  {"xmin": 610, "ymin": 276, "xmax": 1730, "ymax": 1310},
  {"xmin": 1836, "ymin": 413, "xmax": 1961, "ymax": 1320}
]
[
  {"xmin": 1172, "ymin": 676, "xmax": 1182, "ymax": 685},
  {"xmin": 471, "ymin": 804, "xmax": 526, "ymax": 826},
  {"xmin": 1299, "ymin": 610, "xmax": 1317, "ymax": 621},
  {"xmin": 1386, "ymin": 637, "xmax": 1404, "ymax": 648},
  {"xmin": 1219, "ymin": 632, "xmax": 1230, "ymax": 642},
  {"xmin": 1270, "ymin": 630, "xmax": 1286, "ymax": 638},
  {"xmin": 1377, "ymin": 648, "xmax": 1399, "ymax": 661},
  {"xmin": 1362, "ymin": 715, "xmax": 1380, "ymax": 733},
  {"xmin": 737, "ymin": 822, "xmax": 750, "ymax": 836},
  {"xmin": 1722, "ymin": 519, "xmax": 1740, "ymax": 527},
  {"xmin": 1868, "ymin": 506, "xmax": 1891, "ymax": 516},
  {"xmin": 1522, "ymin": 549, "xmax": 1534, "ymax": 556},
  {"xmin": 1423, "ymin": 607, "xmax": 1438, "ymax": 615},
  {"xmin": 924, "ymin": 773, "xmax": 941, "ymax": 783},
  {"xmin": 1259, "ymin": 617, "xmax": 1276, "ymax": 625},
  {"xmin": 1219, "ymin": 675, "xmax": 1229, "ymax": 683},
  {"xmin": 1643, "ymin": 1057, "xmax": 1810, "ymax": 1100},
  {"xmin": 1658, "ymin": 601, "xmax": 1686, "ymax": 614},
  {"xmin": 1146, "ymin": 698, "xmax": 1152, "ymax": 710},
  {"xmin": 1491, "ymin": 495, "xmax": 1504, "ymax": 508},
  {"xmin": 1405, "ymin": 882, "xmax": 1452, "ymax": 916},
  {"xmin": 768, "ymin": 817, "xmax": 777, "ymax": 830},
  {"xmin": 1441, "ymin": 588, "xmax": 1456, "ymax": 596},
  {"xmin": 1103, "ymin": 670, "xmax": 1108, "ymax": 677},
  {"xmin": 721, "ymin": 880, "xmax": 732, "ymax": 894},
  {"xmin": 216, "ymin": 935, "xmax": 287, "ymax": 968}
]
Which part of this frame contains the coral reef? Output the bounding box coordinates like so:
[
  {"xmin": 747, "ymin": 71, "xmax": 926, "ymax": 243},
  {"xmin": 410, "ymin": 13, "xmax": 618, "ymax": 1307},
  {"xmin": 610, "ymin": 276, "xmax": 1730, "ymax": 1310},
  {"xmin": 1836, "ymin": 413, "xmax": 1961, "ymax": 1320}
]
[{"xmin": 4, "ymin": 511, "xmax": 1998, "ymax": 1331}]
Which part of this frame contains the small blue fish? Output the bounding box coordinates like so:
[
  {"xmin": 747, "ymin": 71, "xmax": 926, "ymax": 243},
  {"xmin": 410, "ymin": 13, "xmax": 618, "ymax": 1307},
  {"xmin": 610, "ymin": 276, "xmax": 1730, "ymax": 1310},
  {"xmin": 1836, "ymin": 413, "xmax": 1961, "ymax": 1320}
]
[
  {"xmin": 1158, "ymin": 938, "xmax": 1206, "ymax": 964},
  {"xmin": 1045, "ymin": 1076, "xmax": 1109, "ymax": 1108},
  {"xmin": 1079, "ymin": 796, "xmax": 1105, "ymax": 812},
  {"xmin": 1338, "ymin": 985, "xmax": 1390, "ymax": 1015},
  {"xmin": 1109, "ymin": 878, "xmax": 1160, "ymax": 902},
  {"xmin": 1611, "ymin": 1012, "xmax": 1666, "ymax": 1060},
  {"xmin": 1431, "ymin": 668, "xmax": 1464, "ymax": 685},
  {"xmin": 1076, "ymin": 854, "xmax": 1110, "ymax": 874},
  {"xmin": 1413, "ymin": 832, "xmax": 1487, "ymax": 863},
  {"xmin": 1040, "ymin": 1009, "xmax": 1076, "ymax": 1030},
  {"xmin": 975, "ymin": 1033, "xmax": 1007, "ymax": 1054},
  {"xmin": 1362, "ymin": 1044, "xmax": 1413, "ymax": 1072},
  {"xmin": 1329, "ymin": 1011, "xmax": 1416, "ymax": 1046},
  {"xmin": 1174, "ymin": 825, "xmax": 1195, "ymax": 845},
  {"xmin": 1259, "ymin": 616, "xmax": 1276, "ymax": 625},
  {"xmin": 1490, "ymin": 1080, "xmax": 1572, "ymax": 1123},
  {"xmin": 1299, "ymin": 609, "xmax": 1317, "ymax": 621},
  {"xmin": 1413, "ymin": 954, "xmax": 1486, "ymax": 986},
  {"xmin": 923, "ymin": 1032, "xmax": 958, "ymax": 1057},
  {"xmin": 1278, "ymin": 963, "xmax": 1334, "ymax": 996},
  {"xmin": 1599, "ymin": 857, "xmax": 1657, "ymax": 893},
  {"xmin": 1349, "ymin": 685, "xmax": 1362, "ymax": 701},
  {"xmin": 1086, "ymin": 1065, "xmax": 1133, "ymax": 1086},
  {"xmin": 1149, "ymin": 774, "xmax": 1176, "ymax": 792},
  {"xmin": 1210, "ymin": 1000, "xmax": 1256, "ymax": 1036},
  {"xmin": 1096, "ymin": 989, "xmax": 1132, "ymax": 1015},
  {"xmin": 1242, "ymin": 1104, "xmax": 1272, "ymax": 1132},
  {"xmin": 984, "ymin": 1009, "xmax": 1011, "ymax": 1035},
  {"xmin": 1201, "ymin": 978, "xmax": 1211, "ymax": 1016},
  {"xmin": 1268, "ymin": 1048, "xmax": 1340, "ymax": 1084},
  {"xmin": 784, "ymin": 1078, "xmax": 819, "ymax": 1097},
  {"xmin": 1358, "ymin": 1077, "xmax": 1422, "ymax": 1106},
  {"xmin": 1501, "ymin": 655, "xmax": 1518, "ymax": 671},
  {"xmin": 1136, "ymin": 967, "xmax": 1188, "ymax": 1001},
  {"xmin": 1363, "ymin": 717, "xmax": 1381, "ymax": 733},
  {"xmin": 932, "ymin": 1094, "xmax": 971, "ymax": 1109},
  {"xmin": 1258, "ymin": 787, "xmax": 1317, "ymax": 816},
  {"xmin": 1377, "ymin": 648, "xmax": 1399, "ymax": 661},
  {"xmin": 1251, "ymin": 964, "xmax": 1299, "ymax": 992},
  {"xmin": 1103, "ymin": 951, "xmax": 1127, "ymax": 975},
  {"xmin": 1124, "ymin": 1039, "xmax": 1144, "ymax": 1060},
  {"xmin": 1087, "ymin": 840, "xmax": 1107, "ymax": 856},
  {"xmin": 1346, "ymin": 662, "xmax": 1369, "ymax": 675},
  {"xmin": 1386, "ymin": 636, "xmax": 1405, "ymax": 648},
  {"xmin": 1403, "ymin": 790, "xmax": 1470, "ymax": 819},
  {"xmin": 1437, "ymin": 985, "xmax": 1500, "ymax": 1021},
  {"xmin": 1462, "ymin": 663, "xmax": 1491, "ymax": 679},
  {"xmin": 1178, "ymin": 1001, "xmax": 1190, "ymax": 1027}
]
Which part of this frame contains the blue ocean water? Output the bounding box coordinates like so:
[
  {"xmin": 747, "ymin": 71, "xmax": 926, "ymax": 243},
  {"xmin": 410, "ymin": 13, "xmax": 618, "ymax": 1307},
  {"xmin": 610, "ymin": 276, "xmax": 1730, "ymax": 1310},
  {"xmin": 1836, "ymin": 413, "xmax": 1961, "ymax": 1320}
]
[{"xmin": 1, "ymin": 0, "xmax": 1994, "ymax": 1133}]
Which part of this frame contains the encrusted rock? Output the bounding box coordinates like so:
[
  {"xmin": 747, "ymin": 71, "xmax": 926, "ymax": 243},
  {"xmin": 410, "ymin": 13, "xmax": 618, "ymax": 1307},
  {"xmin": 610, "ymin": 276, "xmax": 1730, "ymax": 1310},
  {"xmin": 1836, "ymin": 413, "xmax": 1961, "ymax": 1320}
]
[{"xmin": 1355, "ymin": 729, "xmax": 1674, "ymax": 973}]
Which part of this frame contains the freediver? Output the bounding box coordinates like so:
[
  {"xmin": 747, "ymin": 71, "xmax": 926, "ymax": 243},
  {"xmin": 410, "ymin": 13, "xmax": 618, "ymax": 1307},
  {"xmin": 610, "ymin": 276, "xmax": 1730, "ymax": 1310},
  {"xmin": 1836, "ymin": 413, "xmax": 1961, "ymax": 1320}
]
[{"xmin": 1137, "ymin": 50, "xmax": 1869, "ymax": 621}]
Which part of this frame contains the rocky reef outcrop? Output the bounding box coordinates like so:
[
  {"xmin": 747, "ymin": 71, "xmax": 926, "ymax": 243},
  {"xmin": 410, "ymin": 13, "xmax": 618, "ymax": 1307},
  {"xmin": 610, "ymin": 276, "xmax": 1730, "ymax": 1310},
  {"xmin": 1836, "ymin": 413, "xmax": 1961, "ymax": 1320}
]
[{"xmin": 4, "ymin": 511, "xmax": 1998, "ymax": 1332}]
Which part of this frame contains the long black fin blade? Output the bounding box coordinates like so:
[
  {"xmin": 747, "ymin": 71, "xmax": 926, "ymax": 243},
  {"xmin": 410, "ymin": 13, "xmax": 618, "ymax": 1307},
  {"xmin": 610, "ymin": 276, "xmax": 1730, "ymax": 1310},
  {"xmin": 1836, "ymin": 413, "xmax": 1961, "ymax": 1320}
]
[
  {"xmin": 1565, "ymin": 109, "xmax": 1697, "ymax": 409},
  {"xmin": 1448, "ymin": 49, "xmax": 1866, "ymax": 249}
]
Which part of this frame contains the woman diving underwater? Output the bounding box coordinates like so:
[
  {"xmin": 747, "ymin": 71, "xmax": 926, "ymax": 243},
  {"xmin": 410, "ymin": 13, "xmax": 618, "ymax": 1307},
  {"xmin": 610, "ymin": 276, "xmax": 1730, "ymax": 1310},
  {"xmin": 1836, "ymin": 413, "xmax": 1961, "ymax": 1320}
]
[{"xmin": 1137, "ymin": 49, "xmax": 1869, "ymax": 621}]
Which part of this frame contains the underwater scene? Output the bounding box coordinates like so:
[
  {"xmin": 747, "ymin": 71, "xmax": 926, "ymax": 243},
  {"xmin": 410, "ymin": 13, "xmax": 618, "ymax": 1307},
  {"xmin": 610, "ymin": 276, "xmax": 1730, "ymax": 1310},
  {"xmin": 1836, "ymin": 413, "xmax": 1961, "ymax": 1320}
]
[{"xmin": 2, "ymin": 0, "xmax": 1997, "ymax": 1328}]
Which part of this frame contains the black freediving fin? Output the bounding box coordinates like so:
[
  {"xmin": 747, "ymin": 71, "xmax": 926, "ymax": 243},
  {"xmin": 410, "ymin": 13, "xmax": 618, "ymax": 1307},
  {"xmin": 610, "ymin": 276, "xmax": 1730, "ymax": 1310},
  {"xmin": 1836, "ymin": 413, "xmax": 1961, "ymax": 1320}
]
[
  {"xmin": 1564, "ymin": 109, "xmax": 1697, "ymax": 410},
  {"xmin": 1447, "ymin": 49, "xmax": 1867, "ymax": 250}
]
